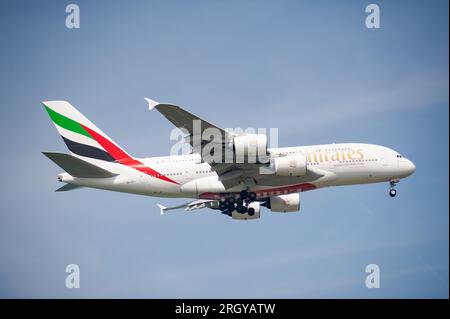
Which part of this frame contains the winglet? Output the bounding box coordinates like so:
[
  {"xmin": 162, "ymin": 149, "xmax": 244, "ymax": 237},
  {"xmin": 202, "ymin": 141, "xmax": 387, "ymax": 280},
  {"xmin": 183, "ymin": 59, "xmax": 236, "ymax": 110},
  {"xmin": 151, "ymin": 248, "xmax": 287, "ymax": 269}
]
[
  {"xmin": 145, "ymin": 97, "xmax": 160, "ymax": 110},
  {"xmin": 157, "ymin": 203, "xmax": 167, "ymax": 215}
]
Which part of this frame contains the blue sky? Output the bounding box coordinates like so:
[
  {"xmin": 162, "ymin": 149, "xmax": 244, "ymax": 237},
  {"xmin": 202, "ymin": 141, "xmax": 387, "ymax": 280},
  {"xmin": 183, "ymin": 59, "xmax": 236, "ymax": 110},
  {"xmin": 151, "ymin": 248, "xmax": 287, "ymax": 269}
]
[{"xmin": 0, "ymin": 0, "xmax": 448, "ymax": 298}]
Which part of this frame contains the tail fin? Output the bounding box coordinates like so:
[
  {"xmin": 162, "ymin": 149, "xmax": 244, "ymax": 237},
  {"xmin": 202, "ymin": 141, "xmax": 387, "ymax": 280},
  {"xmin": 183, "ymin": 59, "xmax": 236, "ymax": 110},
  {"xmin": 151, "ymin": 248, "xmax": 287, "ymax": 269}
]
[{"xmin": 42, "ymin": 101, "xmax": 131, "ymax": 163}]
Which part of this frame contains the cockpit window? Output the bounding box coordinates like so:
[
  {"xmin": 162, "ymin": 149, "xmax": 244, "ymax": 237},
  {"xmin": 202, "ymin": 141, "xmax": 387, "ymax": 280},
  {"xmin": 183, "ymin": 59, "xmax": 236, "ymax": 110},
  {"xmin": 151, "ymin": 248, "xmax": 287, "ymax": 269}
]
[{"xmin": 396, "ymin": 154, "xmax": 403, "ymax": 158}]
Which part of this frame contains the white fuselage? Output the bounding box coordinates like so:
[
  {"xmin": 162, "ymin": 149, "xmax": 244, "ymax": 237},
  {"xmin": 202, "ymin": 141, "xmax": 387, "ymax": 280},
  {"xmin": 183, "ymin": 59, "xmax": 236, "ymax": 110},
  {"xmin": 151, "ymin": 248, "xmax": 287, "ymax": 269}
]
[{"xmin": 58, "ymin": 143, "xmax": 416, "ymax": 199}]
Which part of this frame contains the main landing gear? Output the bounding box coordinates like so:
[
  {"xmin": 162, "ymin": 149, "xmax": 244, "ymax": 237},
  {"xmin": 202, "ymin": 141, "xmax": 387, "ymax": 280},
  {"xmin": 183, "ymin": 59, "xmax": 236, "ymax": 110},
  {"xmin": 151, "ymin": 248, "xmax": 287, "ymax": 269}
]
[
  {"xmin": 219, "ymin": 190, "xmax": 258, "ymax": 216},
  {"xmin": 389, "ymin": 180, "xmax": 398, "ymax": 197}
]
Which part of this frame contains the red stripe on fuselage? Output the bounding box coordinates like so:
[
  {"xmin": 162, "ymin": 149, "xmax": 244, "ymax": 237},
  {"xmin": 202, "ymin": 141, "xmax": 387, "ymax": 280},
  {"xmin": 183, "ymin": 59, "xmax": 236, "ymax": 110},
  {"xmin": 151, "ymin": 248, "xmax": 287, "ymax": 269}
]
[
  {"xmin": 199, "ymin": 182, "xmax": 317, "ymax": 200},
  {"xmin": 81, "ymin": 124, "xmax": 178, "ymax": 185}
]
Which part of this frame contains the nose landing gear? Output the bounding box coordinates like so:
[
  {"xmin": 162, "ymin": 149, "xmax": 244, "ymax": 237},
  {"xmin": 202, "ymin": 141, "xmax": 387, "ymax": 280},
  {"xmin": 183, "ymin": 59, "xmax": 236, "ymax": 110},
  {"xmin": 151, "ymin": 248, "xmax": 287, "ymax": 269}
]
[{"xmin": 389, "ymin": 180, "xmax": 399, "ymax": 197}]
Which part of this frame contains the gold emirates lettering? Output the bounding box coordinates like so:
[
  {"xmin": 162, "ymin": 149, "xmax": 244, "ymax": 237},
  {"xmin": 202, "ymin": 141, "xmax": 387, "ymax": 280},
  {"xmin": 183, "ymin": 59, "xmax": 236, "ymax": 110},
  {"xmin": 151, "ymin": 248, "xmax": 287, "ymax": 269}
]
[{"xmin": 306, "ymin": 149, "xmax": 364, "ymax": 163}]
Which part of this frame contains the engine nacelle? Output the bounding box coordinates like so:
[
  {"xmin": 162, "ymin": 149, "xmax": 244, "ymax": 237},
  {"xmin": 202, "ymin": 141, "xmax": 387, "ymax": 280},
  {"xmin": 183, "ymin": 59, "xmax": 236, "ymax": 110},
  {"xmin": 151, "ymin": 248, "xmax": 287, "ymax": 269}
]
[
  {"xmin": 233, "ymin": 134, "xmax": 268, "ymax": 163},
  {"xmin": 181, "ymin": 176, "xmax": 226, "ymax": 197},
  {"xmin": 272, "ymin": 155, "xmax": 307, "ymax": 176},
  {"xmin": 270, "ymin": 193, "xmax": 300, "ymax": 213},
  {"xmin": 232, "ymin": 202, "xmax": 261, "ymax": 220}
]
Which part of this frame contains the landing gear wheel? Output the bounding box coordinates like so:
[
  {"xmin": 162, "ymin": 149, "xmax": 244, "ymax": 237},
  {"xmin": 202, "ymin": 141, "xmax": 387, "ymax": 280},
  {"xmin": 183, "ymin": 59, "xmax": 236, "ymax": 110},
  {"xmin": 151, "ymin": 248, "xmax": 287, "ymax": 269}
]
[
  {"xmin": 389, "ymin": 188, "xmax": 397, "ymax": 197},
  {"xmin": 219, "ymin": 202, "xmax": 227, "ymax": 211},
  {"xmin": 236, "ymin": 205, "xmax": 246, "ymax": 214},
  {"xmin": 240, "ymin": 190, "xmax": 249, "ymax": 199},
  {"xmin": 248, "ymin": 192, "xmax": 257, "ymax": 201},
  {"xmin": 236, "ymin": 198, "xmax": 244, "ymax": 206},
  {"xmin": 226, "ymin": 197, "xmax": 235, "ymax": 205},
  {"xmin": 247, "ymin": 207, "xmax": 255, "ymax": 216},
  {"xmin": 226, "ymin": 201, "xmax": 235, "ymax": 210}
]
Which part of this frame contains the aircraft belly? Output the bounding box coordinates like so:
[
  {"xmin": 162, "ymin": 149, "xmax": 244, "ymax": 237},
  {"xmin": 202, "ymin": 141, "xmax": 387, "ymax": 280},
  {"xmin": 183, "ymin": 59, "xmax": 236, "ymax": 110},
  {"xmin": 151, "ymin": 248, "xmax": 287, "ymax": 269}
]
[{"xmin": 70, "ymin": 174, "xmax": 182, "ymax": 197}]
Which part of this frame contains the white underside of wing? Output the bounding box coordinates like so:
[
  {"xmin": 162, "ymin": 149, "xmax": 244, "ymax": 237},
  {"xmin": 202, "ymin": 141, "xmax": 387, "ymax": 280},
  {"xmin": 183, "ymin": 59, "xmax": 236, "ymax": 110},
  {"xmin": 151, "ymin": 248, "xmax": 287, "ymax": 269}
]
[{"xmin": 157, "ymin": 199, "xmax": 218, "ymax": 215}]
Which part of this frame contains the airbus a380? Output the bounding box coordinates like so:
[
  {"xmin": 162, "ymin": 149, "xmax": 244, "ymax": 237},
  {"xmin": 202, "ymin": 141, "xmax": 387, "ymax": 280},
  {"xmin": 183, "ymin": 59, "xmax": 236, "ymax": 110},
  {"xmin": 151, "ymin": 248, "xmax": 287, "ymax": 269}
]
[{"xmin": 42, "ymin": 99, "xmax": 416, "ymax": 220}]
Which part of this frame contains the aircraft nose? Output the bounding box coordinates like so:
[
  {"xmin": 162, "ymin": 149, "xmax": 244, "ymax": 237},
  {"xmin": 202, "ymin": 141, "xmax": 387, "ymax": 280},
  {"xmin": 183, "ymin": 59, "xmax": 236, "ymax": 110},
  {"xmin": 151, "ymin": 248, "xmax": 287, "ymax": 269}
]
[
  {"xmin": 409, "ymin": 160, "xmax": 416, "ymax": 174},
  {"xmin": 401, "ymin": 159, "xmax": 416, "ymax": 176}
]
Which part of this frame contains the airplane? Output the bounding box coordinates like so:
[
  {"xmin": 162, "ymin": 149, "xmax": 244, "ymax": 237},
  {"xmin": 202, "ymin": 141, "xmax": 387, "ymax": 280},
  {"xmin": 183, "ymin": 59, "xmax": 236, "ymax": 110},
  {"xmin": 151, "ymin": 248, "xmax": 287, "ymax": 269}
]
[{"xmin": 42, "ymin": 99, "xmax": 416, "ymax": 220}]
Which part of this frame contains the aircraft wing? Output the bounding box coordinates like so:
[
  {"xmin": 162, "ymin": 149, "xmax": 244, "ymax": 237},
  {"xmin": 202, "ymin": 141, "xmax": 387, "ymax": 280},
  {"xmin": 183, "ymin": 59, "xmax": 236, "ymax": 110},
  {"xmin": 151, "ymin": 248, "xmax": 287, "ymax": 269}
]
[
  {"xmin": 146, "ymin": 98, "xmax": 325, "ymax": 189},
  {"xmin": 145, "ymin": 98, "xmax": 233, "ymax": 146},
  {"xmin": 157, "ymin": 199, "xmax": 219, "ymax": 215},
  {"xmin": 146, "ymin": 98, "xmax": 247, "ymax": 187}
]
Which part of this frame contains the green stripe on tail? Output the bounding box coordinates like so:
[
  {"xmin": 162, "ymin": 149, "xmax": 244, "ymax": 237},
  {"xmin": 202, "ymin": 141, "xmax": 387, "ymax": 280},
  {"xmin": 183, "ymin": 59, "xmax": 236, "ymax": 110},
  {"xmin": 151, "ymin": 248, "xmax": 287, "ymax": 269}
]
[{"xmin": 43, "ymin": 103, "xmax": 92, "ymax": 139}]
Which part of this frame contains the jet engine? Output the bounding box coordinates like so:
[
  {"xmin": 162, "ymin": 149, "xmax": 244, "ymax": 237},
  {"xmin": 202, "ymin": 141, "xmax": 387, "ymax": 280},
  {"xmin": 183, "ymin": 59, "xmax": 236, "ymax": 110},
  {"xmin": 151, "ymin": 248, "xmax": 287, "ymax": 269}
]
[
  {"xmin": 233, "ymin": 134, "xmax": 268, "ymax": 163},
  {"xmin": 272, "ymin": 155, "xmax": 307, "ymax": 176},
  {"xmin": 269, "ymin": 193, "xmax": 300, "ymax": 213}
]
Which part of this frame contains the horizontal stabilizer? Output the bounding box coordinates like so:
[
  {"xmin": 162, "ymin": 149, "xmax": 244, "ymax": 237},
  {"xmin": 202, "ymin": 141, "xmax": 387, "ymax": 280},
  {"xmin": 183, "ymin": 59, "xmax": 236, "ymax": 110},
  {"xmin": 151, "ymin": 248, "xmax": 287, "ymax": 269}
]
[
  {"xmin": 55, "ymin": 183, "xmax": 83, "ymax": 192},
  {"xmin": 43, "ymin": 152, "xmax": 118, "ymax": 178}
]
